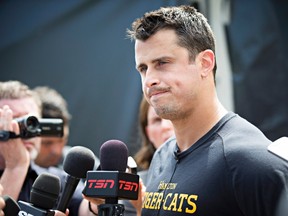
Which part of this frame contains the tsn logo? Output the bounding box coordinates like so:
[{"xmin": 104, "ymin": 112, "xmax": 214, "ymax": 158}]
[
  {"xmin": 87, "ymin": 179, "xmax": 138, "ymax": 191},
  {"xmin": 18, "ymin": 211, "xmax": 34, "ymax": 216}
]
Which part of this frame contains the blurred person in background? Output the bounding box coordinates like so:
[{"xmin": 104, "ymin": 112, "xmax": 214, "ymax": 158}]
[
  {"xmin": 0, "ymin": 80, "xmax": 84, "ymax": 216},
  {"xmin": 33, "ymin": 86, "xmax": 71, "ymax": 168},
  {"xmin": 34, "ymin": 86, "xmax": 100, "ymax": 170}
]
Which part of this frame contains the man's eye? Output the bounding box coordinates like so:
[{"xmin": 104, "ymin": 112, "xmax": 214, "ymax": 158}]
[
  {"xmin": 42, "ymin": 141, "xmax": 53, "ymax": 146},
  {"xmin": 139, "ymin": 66, "xmax": 147, "ymax": 73},
  {"xmin": 158, "ymin": 61, "xmax": 167, "ymax": 66}
]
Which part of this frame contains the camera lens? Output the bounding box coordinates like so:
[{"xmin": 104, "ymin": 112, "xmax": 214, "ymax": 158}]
[
  {"xmin": 15, "ymin": 116, "xmax": 40, "ymax": 138},
  {"xmin": 25, "ymin": 116, "xmax": 39, "ymax": 132}
]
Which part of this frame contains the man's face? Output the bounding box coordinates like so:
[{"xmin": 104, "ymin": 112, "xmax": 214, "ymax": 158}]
[
  {"xmin": 35, "ymin": 126, "xmax": 68, "ymax": 168},
  {"xmin": 0, "ymin": 97, "xmax": 41, "ymax": 160},
  {"xmin": 135, "ymin": 29, "xmax": 202, "ymax": 121}
]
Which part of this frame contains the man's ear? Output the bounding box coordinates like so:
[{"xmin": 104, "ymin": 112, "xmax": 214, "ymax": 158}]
[{"xmin": 199, "ymin": 49, "xmax": 215, "ymax": 78}]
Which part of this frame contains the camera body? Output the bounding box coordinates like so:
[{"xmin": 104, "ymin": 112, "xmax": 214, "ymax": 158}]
[{"xmin": 16, "ymin": 116, "xmax": 64, "ymax": 139}]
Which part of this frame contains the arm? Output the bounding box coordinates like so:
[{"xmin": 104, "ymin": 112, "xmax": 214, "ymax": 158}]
[{"xmin": 0, "ymin": 106, "xmax": 30, "ymax": 200}]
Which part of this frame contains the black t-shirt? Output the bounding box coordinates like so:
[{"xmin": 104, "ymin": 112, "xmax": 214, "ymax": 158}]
[{"xmin": 142, "ymin": 112, "xmax": 288, "ymax": 216}]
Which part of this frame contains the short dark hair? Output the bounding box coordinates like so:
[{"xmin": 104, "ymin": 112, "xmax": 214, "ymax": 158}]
[
  {"xmin": 33, "ymin": 86, "xmax": 71, "ymax": 126},
  {"xmin": 127, "ymin": 5, "xmax": 217, "ymax": 77}
]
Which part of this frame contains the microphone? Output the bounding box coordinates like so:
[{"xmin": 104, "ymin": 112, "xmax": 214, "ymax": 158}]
[
  {"xmin": 100, "ymin": 139, "xmax": 128, "ymax": 172},
  {"xmin": 57, "ymin": 146, "xmax": 95, "ymax": 213},
  {"xmin": 18, "ymin": 172, "xmax": 61, "ymax": 216},
  {"xmin": 2, "ymin": 195, "xmax": 20, "ymax": 216},
  {"xmin": 84, "ymin": 140, "xmax": 139, "ymax": 216},
  {"xmin": 84, "ymin": 139, "xmax": 139, "ymax": 214}
]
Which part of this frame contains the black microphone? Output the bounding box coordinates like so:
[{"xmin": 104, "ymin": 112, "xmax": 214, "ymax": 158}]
[
  {"xmin": 18, "ymin": 172, "xmax": 60, "ymax": 216},
  {"xmin": 57, "ymin": 146, "xmax": 95, "ymax": 213},
  {"xmin": 84, "ymin": 140, "xmax": 139, "ymax": 216},
  {"xmin": 2, "ymin": 195, "xmax": 20, "ymax": 216},
  {"xmin": 100, "ymin": 139, "xmax": 128, "ymax": 172},
  {"xmin": 84, "ymin": 139, "xmax": 139, "ymax": 215}
]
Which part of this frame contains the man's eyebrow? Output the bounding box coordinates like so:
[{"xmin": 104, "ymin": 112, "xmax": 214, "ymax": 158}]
[
  {"xmin": 153, "ymin": 56, "xmax": 171, "ymax": 62},
  {"xmin": 136, "ymin": 56, "xmax": 171, "ymax": 70}
]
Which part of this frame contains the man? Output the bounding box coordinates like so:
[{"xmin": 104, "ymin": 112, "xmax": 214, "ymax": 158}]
[
  {"xmin": 124, "ymin": 5, "xmax": 288, "ymax": 216},
  {"xmin": 0, "ymin": 81, "xmax": 83, "ymax": 216},
  {"xmin": 34, "ymin": 86, "xmax": 71, "ymax": 168}
]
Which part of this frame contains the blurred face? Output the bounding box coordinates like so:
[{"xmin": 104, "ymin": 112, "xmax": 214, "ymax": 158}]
[
  {"xmin": 0, "ymin": 98, "xmax": 41, "ymax": 160},
  {"xmin": 35, "ymin": 126, "xmax": 68, "ymax": 168},
  {"xmin": 146, "ymin": 105, "xmax": 174, "ymax": 149}
]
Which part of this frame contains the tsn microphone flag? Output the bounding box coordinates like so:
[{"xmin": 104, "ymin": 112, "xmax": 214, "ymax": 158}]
[{"xmin": 84, "ymin": 170, "xmax": 139, "ymax": 200}]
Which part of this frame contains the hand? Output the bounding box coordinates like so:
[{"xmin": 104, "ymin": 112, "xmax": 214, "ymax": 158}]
[
  {"xmin": 0, "ymin": 105, "xmax": 30, "ymax": 169},
  {"xmin": 130, "ymin": 178, "xmax": 146, "ymax": 216},
  {"xmin": 0, "ymin": 106, "xmax": 30, "ymax": 200},
  {"xmin": 53, "ymin": 209, "xmax": 69, "ymax": 216}
]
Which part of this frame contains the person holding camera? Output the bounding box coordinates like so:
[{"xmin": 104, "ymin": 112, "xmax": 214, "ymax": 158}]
[{"xmin": 0, "ymin": 80, "xmax": 83, "ymax": 216}]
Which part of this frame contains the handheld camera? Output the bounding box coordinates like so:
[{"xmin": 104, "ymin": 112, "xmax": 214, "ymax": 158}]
[{"xmin": 16, "ymin": 116, "xmax": 64, "ymax": 139}]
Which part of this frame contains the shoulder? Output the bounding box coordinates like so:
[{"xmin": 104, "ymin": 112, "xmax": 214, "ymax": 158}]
[
  {"xmin": 217, "ymin": 113, "xmax": 271, "ymax": 156},
  {"xmin": 216, "ymin": 114, "xmax": 288, "ymax": 183},
  {"xmin": 138, "ymin": 169, "xmax": 148, "ymax": 185},
  {"xmin": 151, "ymin": 136, "xmax": 176, "ymax": 164},
  {"xmin": 155, "ymin": 136, "xmax": 176, "ymax": 154}
]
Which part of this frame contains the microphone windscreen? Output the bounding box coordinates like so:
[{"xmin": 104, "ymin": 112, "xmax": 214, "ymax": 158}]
[
  {"xmin": 3, "ymin": 195, "xmax": 20, "ymax": 216},
  {"xmin": 100, "ymin": 139, "xmax": 128, "ymax": 172},
  {"xmin": 30, "ymin": 173, "xmax": 61, "ymax": 209},
  {"xmin": 63, "ymin": 146, "xmax": 96, "ymax": 178}
]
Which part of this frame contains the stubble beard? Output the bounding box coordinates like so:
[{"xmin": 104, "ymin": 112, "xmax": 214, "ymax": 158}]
[{"xmin": 154, "ymin": 103, "xmax": 184, "ymax": 121}]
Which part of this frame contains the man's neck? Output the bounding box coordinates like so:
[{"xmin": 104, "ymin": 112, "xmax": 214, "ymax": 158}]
[{"xmin": 173, "ymin": 101, "xmax": 227, "ymax": 152}]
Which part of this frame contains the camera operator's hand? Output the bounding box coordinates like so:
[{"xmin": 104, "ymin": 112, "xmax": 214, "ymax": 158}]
[
  {"xmin": 0, "ymin": 105, "xmax": 30, "ymax": 200},
  {"xmin": 0, "ymin": 105, "xmax": 30, "ymax": 169}
]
